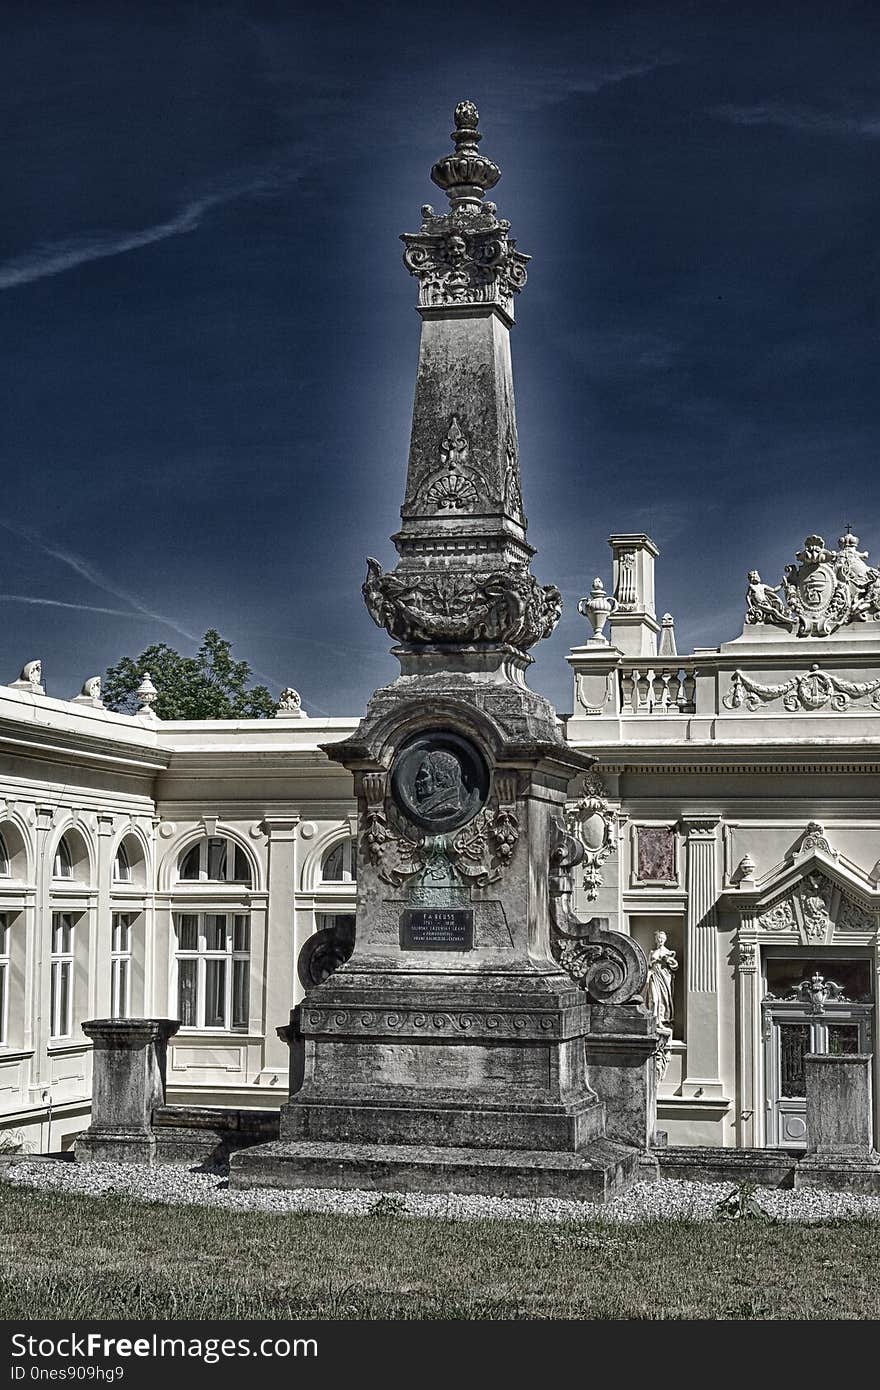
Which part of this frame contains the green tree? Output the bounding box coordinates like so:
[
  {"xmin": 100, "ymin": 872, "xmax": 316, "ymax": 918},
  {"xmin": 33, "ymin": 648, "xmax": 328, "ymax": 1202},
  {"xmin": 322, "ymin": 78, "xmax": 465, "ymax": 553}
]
[{"xmin": 103, "ymin": 629, "xmax": 276, "ymax": 720}]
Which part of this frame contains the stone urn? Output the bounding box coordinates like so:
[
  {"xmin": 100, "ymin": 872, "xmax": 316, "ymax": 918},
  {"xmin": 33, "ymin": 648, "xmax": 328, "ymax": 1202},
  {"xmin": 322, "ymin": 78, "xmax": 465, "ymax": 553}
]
[{"xmin": 578, "ymin": 578, "xmax": 618, "ymax": 644}]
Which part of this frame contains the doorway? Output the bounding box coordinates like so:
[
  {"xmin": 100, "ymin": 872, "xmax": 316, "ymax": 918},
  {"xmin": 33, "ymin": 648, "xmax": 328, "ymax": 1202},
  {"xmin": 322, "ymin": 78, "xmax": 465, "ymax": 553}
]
[{"xmin": 762, "ymin": 956, "xmax": 872, "ymax": 1149}]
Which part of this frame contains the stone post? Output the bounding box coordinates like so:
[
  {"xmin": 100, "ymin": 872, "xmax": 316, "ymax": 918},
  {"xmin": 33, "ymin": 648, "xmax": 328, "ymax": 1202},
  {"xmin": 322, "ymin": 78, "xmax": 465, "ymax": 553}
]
[
  {"xmin": 607, "ymin": 534, "xmax": 660, "ymax": 656},
  {"xmin": 76, "ymin": 1018, "xmax": 179, "ymax": 1164},
  {"xmin": 804, "ymin": 1054, "xmax": 874, "ymax": 1156},
  {"xmin": 585, "ymin": 1002, "xmax": 657, "ymax": 1150},
  {"xmin": 682, "ymin": 817, "xmax": 724, "ymax": 1098},
  {"xmin": 277, "ymin": 1006, "xmax": 305, "ymax": 1097}
]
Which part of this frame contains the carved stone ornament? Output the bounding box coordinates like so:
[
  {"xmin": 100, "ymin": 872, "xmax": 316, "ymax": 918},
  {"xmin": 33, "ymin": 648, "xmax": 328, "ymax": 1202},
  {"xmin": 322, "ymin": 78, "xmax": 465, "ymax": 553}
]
[
  {"xmin": 737, "ymin": 941, "xmax": 757, "ymax": 970},
  {"xmin": 10, "ymin": 660, "xmax": 44, "ymax": 695},
  {"xmin": 362, "ymin": 765, "xmax": 519, "ymax": 890},
  {"xmin": 548, "ymin": 817, "xmax": 647, "ymax": 1004},
  {"xmin": 724, "ymin": 665, "xmax": 880, "ymax": 713},
  {"xmin": 614, "ymin": 551, "xmax": 637, "ymax": 611},
  {"xmin": 275, "ymin": 686, "xmax": 303, "ymax": 716},
  {"xmin": 773, "ymin": 970, "xmax": 850, "ymax": 1015},
  {"xmin": 743, "ymin": 530, "xmax": 880, "ymax": 636},
  {"xmin": 757, "ymin": 898, "xmax": 797, "ymax": 933},
  {"xmin": 401, "ymin": 104, "xmax": 529, "ymax": 318},
  {"xmin": 363, "ymin": 558, "xmax": 562, "ymax": 651},
  {"xmin": 297, "ymin": 917, "xmax": 355, "ymax": 988},
  {"xmin": 565, "ymin": 773, "xmax": 617, "ymax": 901},
  {"xmin": 391, "ymin": 731, "xmax": 489, "ymax": 834},
  {"xmin": 793, "ymin": 821, "xmax": 836, "ymax": 859},
  {"xmin": 577, "ymin": 579, "xmax": 618, "ymax": 644},
  {"xmin": 503, "ymin": 440, "xmax": 526, "ymax": 525},
  {"xmin": 755, "ymin": 872, "xmax": 863, "ymax": 941},
  {"xmin": 410, "ymin": 415, "xmax": 494, "ymax": 516}
]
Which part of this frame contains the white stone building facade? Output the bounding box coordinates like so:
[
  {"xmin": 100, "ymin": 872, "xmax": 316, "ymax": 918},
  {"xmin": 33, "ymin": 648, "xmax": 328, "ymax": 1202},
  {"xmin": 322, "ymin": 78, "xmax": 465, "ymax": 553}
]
[{"xmin": 2, "ymin": 522, "xmax": 880, "ymax": 1154}]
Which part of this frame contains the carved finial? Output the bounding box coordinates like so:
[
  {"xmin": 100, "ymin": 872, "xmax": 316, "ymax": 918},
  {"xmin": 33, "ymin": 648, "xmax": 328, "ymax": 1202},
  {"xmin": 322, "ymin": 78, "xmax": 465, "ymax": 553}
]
[
  {"xmin": 659, "ymin": 613, "xmax": 677, "ymax": 658},
  {"xmin": 135, "ymin": 672, "xmax": 159, "ymax": 721},
  {"xmin": 431, "ymin": 100, "xmax": 501, "ymax": 213}
]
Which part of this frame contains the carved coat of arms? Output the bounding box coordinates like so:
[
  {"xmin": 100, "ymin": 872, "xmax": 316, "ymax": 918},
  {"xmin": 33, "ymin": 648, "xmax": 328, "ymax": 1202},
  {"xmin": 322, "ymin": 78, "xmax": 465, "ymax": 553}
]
[{"xmin": 744, "ymin": 531, "xmax": 880, "ymax": 637}]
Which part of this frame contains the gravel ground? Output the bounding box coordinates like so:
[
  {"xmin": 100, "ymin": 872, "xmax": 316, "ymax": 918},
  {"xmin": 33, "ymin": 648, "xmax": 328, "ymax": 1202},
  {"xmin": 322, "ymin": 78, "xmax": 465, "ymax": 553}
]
[{"xmin": 4, "ymin": 1159, "xmax": 880, "ymax": 1223}]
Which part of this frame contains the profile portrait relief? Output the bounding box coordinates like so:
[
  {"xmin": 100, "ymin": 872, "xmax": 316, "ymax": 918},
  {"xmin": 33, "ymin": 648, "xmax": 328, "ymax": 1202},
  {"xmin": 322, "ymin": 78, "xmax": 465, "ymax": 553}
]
[
  {"xmin": 413, "ymin": 749, "xmax": 466, "ymax": 818},
  {"xmin": 391, "ymin": 730, "xmax": 489, "ymax": 833}
]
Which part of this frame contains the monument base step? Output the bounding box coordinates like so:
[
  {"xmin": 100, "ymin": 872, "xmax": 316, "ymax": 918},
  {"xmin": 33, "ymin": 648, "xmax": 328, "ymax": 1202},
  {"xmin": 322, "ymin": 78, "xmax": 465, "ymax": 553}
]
[
  {"xmin": 794, "ymin": 1154, "xmax": 880, "ymax": 1194},
  {"xmin": 228, "ymin": 1137, "xmax": 640, "ymax": 1201}
]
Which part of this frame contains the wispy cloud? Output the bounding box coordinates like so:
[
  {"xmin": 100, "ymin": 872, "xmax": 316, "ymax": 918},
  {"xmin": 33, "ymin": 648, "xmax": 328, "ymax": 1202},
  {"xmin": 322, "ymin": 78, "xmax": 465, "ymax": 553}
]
[
  {"xmin": 711, "ymin": 102, "xmax": 880, "ymax": 138},
  {"xmin": 0, "ymin": 162, "xmax": 299, "ymax": 293},
  {"xmin": 0, "ymin": 520, "xmax": 198, "ymax": 643},
  {"xmin": 0, "ymin": 595, "xmax": 143, "ymax": 618}
]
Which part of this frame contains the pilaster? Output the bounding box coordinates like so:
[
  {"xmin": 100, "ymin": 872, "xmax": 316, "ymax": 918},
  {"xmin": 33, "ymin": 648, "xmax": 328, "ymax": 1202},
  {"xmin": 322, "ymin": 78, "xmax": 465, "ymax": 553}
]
[
  {"xmin": 93, "ymin": 814, "xmax": 115, "ymax": 1019},
  {"xmin": 259, "ymin": 816, "xmax": 300, "ymax": 1082},
  {"xmin": 682, "ymin": 816, "xmax": 724, "ymax": 1096}
]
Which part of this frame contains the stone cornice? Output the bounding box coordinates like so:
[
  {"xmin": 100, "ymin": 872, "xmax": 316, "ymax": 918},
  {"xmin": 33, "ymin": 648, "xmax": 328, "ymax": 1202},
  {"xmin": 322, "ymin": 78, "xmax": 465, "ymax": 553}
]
[{"xmin": 0, "ymin": 718, "xmax": 169, "ymax": 774}]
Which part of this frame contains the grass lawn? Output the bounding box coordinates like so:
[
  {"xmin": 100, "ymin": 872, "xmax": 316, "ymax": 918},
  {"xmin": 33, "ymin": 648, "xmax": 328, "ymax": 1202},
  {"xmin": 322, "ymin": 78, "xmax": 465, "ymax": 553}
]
[{"xmin": 1, "ymin": 1181, "xmax": 879, "ymax": 1320}]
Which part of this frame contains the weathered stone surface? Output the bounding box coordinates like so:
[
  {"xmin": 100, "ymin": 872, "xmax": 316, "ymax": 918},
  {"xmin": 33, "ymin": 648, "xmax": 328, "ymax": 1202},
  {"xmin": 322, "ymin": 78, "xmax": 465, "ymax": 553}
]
[
  {"xmin": 231, "ymin": 1138, "xmax": 640, "ymax": 1201},
  {"xmin": 657, "ymin": 1147, "xmax": 799, "ymax": 1187},
  {"xmin": 585, "ymin": 1003, "xmax": 657, "ymax": 1150},
  {"xmin": 76, "ymin": 1019, "xmax": 179, "ymax": 1165},
  {"xmin": 802, "ymin": 1053, "xmax": 877, "ymax": 1158},
  {"xmin": 151, "ymin": 1105, "xmax": 279, "ymax": 1166}
]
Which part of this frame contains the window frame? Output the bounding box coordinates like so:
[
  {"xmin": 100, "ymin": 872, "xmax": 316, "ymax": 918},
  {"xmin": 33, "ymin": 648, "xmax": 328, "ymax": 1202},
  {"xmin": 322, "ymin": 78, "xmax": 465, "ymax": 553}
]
[
  {"xmin": 113, "ymin": 843, "xmax": 132, "ymax": 884},
  {"xmin": 52, "ymin": 837, "xmax": 73, "ymax": 882},
  {"xmin": 172, "ymin": 910, "xmax": 250, "ymax": 1033},
  {"xmin": 177, "ymin": 837, "xmax": 252, "ymax": 887},
  {"xmin": 50, "ymin": 911, "xmax": 75, "ymax": 1039},
  {"xmin": 320, "ymin": 836, "xmax": 358, "ymax": 884},
  {"xmin": 0, "ymin": 833, "xmax": 8, "ymax": 879},
  {"xmin": 110, "ymin": 912, "xmax": 134, "ymax": 1018},
  {"xmin": 0, "ymin": 914, "xmax": 8, "ymax": 1044}
]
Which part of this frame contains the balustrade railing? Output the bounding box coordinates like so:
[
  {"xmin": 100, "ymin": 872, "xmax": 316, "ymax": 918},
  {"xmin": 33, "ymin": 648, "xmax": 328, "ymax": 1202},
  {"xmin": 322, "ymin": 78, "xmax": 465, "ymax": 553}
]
[{"xmin": 619, "ymin": 662, "xmax": 697, "ymax": 715}]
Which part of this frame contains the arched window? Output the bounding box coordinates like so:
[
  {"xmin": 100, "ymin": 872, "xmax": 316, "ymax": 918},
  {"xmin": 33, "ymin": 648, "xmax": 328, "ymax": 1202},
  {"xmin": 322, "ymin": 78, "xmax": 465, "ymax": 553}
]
[
  {"xmin": 177, "ymin": 836, "xmax": 252, "ymax": 886},
  {"xmin": 113, "ymin": 842, "xmax": 132, "ymax": 883},
  {"xmin": 0, "ymin": 833, "xmax": 8, "ymax": 878},
  {"xmin": 52, "ymin": 836, "xmax": 73, "ymax": 881},
  {"xmin": 321, "ymin": 837, "xmax": 358, "ymax": 883}
]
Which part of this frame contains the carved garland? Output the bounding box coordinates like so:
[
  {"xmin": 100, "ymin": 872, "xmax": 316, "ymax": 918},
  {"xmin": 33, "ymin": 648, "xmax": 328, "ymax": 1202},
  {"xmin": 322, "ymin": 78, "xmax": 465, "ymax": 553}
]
[
  {"xmin": 724, "ymin": 665, "xmax": 880, "ymax": 713},
  {"xmin": 360, "ymin": 771, "xmax": 519, "ymax": 889},
  {"xmin": 362, "ymin": 558, "xmax": 562, "ymax": 650}
]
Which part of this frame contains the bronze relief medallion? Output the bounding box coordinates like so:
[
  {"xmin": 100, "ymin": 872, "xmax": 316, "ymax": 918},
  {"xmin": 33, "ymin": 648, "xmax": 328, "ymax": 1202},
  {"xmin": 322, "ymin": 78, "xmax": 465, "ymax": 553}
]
[{"xmin": 390, "ymin": 731, "xmax": 489, "ymax": 833}]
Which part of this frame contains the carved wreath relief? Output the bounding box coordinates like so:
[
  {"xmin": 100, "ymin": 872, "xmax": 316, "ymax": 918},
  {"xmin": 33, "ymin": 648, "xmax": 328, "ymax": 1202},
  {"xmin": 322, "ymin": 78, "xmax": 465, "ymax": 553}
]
[
  {"xmin": 744, "ymin": 530, "xmax": 880, "ymax": 637},
  {"xmin": 362, "ymin": 735, "xmax": 519, "ymax": 892}
]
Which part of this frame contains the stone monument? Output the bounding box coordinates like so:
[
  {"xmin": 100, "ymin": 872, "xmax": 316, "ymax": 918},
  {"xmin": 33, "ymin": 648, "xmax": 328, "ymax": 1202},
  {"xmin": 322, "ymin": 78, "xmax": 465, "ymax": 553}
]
[{"xmin": 232, "ymin": 103, "xmax": 656, "ymax": 1199}]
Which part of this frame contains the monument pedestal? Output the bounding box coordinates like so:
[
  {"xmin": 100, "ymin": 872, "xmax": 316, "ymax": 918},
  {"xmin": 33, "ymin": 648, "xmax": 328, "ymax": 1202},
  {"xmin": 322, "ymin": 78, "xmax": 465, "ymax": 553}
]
[{"xmin": 76, "ymin": 1019, "xmax": 179, "ymax": 1165}]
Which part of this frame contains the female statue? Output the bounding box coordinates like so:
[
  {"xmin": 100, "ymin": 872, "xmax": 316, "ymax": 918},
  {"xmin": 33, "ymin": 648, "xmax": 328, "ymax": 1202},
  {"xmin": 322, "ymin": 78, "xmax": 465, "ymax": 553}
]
[{"xmin": 645, "ymin": 929, "xmax": 678, "ymax": 1031}]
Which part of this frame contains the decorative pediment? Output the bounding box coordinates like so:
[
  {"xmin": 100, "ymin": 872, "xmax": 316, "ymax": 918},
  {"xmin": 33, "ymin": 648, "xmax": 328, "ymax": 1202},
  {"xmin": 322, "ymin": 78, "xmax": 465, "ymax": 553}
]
[
  {"xmin": 753, "ymin": 865, "xmax": 876, "ymax": 943},
  {"xmin": 723, "ymin": 823, "xmax": 878, "ymax": 941}
]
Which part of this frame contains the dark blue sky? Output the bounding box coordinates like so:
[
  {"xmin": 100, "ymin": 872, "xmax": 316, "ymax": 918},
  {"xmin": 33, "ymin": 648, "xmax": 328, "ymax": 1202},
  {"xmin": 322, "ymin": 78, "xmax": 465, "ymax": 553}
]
[{"xmin": 2, "ymin": 1, "xmax": 878, "ymax": 715}]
